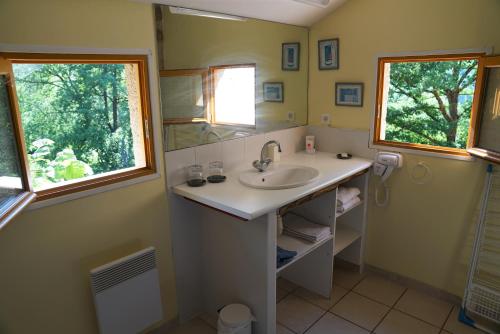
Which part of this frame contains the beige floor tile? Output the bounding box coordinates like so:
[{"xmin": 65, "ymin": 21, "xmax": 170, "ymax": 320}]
[
  {"xmin": 395, "ymin": 289, "xmax": 453, "ymax": 327},
  {"xmin": 277, "ymin": 287, "xmax": 289, "ymax": 303},
  {"xmin": 440, "ymin": 331, "xmax": 452, "ymax": 334},
  {"xmin": 294, "ymin": 284, "xmax": 348, "ymax": 310},
  {"xmin": 330, "ymin": 292, "xmax": 389, "ymax": 331},
  {"xmin": 277, "ymin": 294, "xmax": 325, "ymax": 334},
  {"xmin": 374, "ymin": 310, "xmax": 440, "ymax": 334},
  {"xmin": 167, "ymin": 318, "xmax": 216, "ymax": 334},
  {"xmin": 198, "ymin": 313, "xmax": 217, "ymax": 329},
  {"xmin": 277, "ymin": 323, "xmax": 295, "ymax": 334},
  {"xmin": 332, "ymin": 266, "xmax": 366, "ymax": 290},
  {"xmin": 444, "ymin": 306, "xmax": 484, "ymax": 334},
  {"xmin": 353, "ymin": 274, "xmax": 406, "ymax": 306},
  {"xmin": 306, "ymin": 312, "xmax": 369, "ymax": 334},
  {"xmin": 278, "ymin": 277, "xmax": 299, "ymax": 292}
]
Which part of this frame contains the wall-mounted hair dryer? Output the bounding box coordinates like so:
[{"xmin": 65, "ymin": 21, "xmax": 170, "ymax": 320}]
[{"xmin": 374, "ymin": 152, "xmax": 403, "ymax": 206}]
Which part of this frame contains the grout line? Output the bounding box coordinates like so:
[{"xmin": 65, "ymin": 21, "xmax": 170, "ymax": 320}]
[
  {"xmin": 328, "ymin": 310, "xmax": 375, "ymax": 332},
  {"xmin": 302, "ymin": 310, "xmax": 327, "ymax": 334},
  {"xmin": 440, "ymin": 306, "xmax": 455, "ymax": 331},
  {"xmin": 370, "ymin": 288, "xmax": 408, "ymax": 333}
]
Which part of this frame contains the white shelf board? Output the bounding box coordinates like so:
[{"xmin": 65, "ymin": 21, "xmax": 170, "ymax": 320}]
[
  {"xmin": 334, "ymin": 224, "xmax": 361, "ymax": 255},
  {"xmin": 277, "ymin": 233, "xmax": 333, "ymax": 274},
  {"xmin": 335, "ymin": 199, "xmax": 363, "ymax": 218}
]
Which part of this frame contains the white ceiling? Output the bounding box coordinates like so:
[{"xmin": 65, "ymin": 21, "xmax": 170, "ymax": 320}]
[{"xmin": 137, "ymin": 0, "xmax": 348, "ymax": 27}]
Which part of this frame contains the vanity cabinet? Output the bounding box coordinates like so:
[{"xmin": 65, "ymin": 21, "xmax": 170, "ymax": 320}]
[{"xmin": 171, "ymin": 152, "xmax": 372, "ymax": 334}]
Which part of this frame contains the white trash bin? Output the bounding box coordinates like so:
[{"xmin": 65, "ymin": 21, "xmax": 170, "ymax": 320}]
[{"xmin": 217, "ymin": 304, "xmax": 255, "ymax": 334}]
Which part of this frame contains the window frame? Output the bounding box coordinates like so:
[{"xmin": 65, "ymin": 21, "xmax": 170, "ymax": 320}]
[
  {"xmin": 0, "ymin": 52, "xmax": 157, "ymax": 202},
  {"xmin": 209, "ymin": 63, "xmax": 257, "ymax": 128},
  {"xmin": 0, "ymin": 67, "xmax": 36, "ymax": 229},
  {"xmin": 372, "ymin": 52, "xmax": 485, "ymax": 158}
]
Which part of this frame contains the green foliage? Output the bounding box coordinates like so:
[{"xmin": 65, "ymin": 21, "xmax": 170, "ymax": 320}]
[
  {"xmin": 12, "ymin": 63, "xmax": 136, "ymax": 189},
  {"xmin": 385, "ymin": 59, "xmax": 478, "ymax": 149},
  {"xmin": 28, "ymin": 139, "xmax": 94, "ymax": 189}
]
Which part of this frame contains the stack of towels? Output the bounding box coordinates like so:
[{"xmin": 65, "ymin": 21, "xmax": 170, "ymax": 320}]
[
  {"xmin": 337, "ymin": 186, "xmax": 361, "ymax": 214},
  {"xmin": 277, "ymin": 247, "xmax": 297, "ymax": 268},
  {"xmin": 283, "ymin": 213, "xmax": 331, "ymax": 243}
]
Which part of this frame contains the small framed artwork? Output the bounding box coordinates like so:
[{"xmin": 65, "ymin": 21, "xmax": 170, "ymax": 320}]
[
  {"xmin": 335, "ymin": 82, "xmax": 364, "ymax": 107},
  {"xmin": 282, "ymin": 43, "xmax": 300, "ymax": 71},
  {"xmin": 318, "ymin": 39, "xmax": 339, "ymax": 70},
  {"xmin": 263, "ymin": 82, "xmax": 284, "ymax": 102}
]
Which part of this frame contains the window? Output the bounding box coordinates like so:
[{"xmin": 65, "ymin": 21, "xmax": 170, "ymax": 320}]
[
  {"xmin": 373, "ymin": 53, "xmax": 483, "ymax": 156},
  {"xmin": 0, "ymin": 53, "xmax": 156, "ymax": 202},
  {"xmin": 210, "ymin": 64, "xmax": 255, "ymax": 126}
]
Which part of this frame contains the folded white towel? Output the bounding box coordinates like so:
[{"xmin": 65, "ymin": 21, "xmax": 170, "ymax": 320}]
[
  {"xmin": 283, "ymin": 213, "xmax": 331, "ymax": 243},
  {"xmin": 337, "ymin": 196, "xmax": 361, "ymax": 213},
  {"xmin": 337, "ymin": 187, "xmax": 361, "ymax": 205}
]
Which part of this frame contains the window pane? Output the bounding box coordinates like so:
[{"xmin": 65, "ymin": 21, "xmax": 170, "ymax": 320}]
[
  {"xmin": 381, "ymin": 59, "xmax": 478, "ymax": 149},
  {"xmin": 161, "ymin": 74, "xmax": 206, "ymax": 119},
  {"xmin": 12, "ymin": 63, "xmax": 146, "ymax": 191},
  {"xmin": 0, "ymin": 75, "xmax": 24, "ymax": 210},
  {"xmin": 213, "ymin": 66, "xmax": 255, "ymax": 126}
]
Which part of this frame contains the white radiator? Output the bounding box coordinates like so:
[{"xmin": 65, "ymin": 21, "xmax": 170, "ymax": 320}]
[{"xmin": 90, "ymin": 247, "xmax": 163, "ymax": 334}]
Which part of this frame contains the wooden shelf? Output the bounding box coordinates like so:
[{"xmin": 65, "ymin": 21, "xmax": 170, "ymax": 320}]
[
  {"xmin": 334, "ymin": 224, "xmax": 361, "ymax": 255},
  {"xmin": 277, "ymin": 233, "xmax": 333, "ymax": 274},
  {"xmin": 335, "ymin": 199, "xmax": 363, "ymax": 218}
]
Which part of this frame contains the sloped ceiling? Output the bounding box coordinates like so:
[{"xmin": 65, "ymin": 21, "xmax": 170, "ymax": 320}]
[{"xmin": 138, "ymin": 0, "xmax": 347, "ymax": 27}]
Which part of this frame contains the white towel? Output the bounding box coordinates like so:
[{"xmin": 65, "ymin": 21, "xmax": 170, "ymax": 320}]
[
  {"xmin": 283, "ymin": 213, "xmax": 331, "ymax": 243},
  {"xmin": 337, "ymin": 187, "xmax": 361, "ymax": 205},
  {"xmin": 337, "ymin": 196, "xmax": 361, "ymax": 213}
]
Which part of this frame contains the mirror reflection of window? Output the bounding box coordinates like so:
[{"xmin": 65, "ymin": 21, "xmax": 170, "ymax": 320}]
[{"xmin": 211, "ymin": 65, "xmax": 256, "ymax": 126}]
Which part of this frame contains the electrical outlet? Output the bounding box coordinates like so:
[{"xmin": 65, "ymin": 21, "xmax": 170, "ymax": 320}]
[
  {"xmin": 287, "ymin": 111, "xmax": 295, "ymax": 121},
  {"xmin": 320, "ymin": 113, "xmax": 331, "ymax": 124}
]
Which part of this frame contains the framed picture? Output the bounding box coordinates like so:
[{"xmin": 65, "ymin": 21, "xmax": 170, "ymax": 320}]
[
  {"xmin": 263, "ymin": 82, "xmax": 284, "ymax": 102},
  {"xmin": 335, "ymin": 82, "xmax": 363, "ymax": 107},
  {"xmin": 318, "ymin": 39, "xmax": 339, "ymax": 70},
  {"xmin": 282, "ymin": 43, "xmax": 300, "ymax": 71}
]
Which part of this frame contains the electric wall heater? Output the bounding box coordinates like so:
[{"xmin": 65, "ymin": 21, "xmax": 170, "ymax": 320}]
[{"xmin": 90, "ymin": 247, "xmax": 163, "ymax": 334}]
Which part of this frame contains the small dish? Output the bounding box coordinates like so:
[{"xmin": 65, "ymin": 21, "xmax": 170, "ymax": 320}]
[
  {"xmin": 187, "ymin": 179, "xmax": 207, "ymax": 187},
  {"xmin": 207, "ymin": 175, "xmax": 226, "ymax": 183},
  {"xmin": 336, "ymin": 153, "xmax": 352, "ymax": 160}
]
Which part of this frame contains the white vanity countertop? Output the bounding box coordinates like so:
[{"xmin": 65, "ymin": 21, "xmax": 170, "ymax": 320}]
[{"xmin": 173, "ymin": 151, "xmax": 373, "ymax": 220}]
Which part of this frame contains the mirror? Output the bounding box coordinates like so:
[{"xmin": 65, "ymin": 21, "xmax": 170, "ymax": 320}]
[
  {"xmin": 156, "ymin": 5, "xmax": 309, "ymax": 151},
  {"xmin": 469, "ymin": 56, "xmax": 500, "ymax": 164}
]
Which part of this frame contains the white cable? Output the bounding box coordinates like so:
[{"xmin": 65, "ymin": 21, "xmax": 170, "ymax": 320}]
[{"xmin": 375, "ymin": 180, "xmax": 390, "ymax": 207}]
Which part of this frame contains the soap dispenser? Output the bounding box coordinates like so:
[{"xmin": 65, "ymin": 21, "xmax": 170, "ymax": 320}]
[{"xmin": 267, "ymin": 143, "xmax": 281, "ymax": 162}]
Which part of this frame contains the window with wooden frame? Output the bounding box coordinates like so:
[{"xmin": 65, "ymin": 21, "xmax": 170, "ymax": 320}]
[
  {"xmin": 160, "ymin": 69, "xmax": 209, "ymax": 125},
  {"xmin": 209, "ymin": 64, "xmax": 256, "ymax": 127},
  {"xmin": 373, "ymin": 53, "xmax": 484, "ymax": 157},
  {"xmin": 0, "ymin": 53, "xmax": 156, "ymax": 204}
]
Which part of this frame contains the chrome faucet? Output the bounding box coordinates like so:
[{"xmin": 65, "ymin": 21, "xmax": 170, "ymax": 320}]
[{"xmin": 252, "ymin": 140, "xmax": 282, "ymax": 172}]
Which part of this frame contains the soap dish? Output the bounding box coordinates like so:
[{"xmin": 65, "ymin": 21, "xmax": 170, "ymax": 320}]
[
  {"xmin": 336, "ymin": 153, "xmax": 352, "ymax": 160},
  {"xmin": 207, "ymin": 175, "xmax": 226, "ymax": 183},
  {"xmin": 187, "ymin": 179, "xmax": 207, "ymax": 187}
]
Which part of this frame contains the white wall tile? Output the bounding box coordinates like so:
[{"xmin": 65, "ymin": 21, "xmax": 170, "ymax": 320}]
[
  {"xmin": 164, "ymin": 148, "xmax": 195, "ymax": 188},
  {"xmin": 195, "ymin": 142, "xmax": 223, "ymax": 174},
  {"xmin": 222, "ymin": 137, "xmax": 246, "ymax": 172}
]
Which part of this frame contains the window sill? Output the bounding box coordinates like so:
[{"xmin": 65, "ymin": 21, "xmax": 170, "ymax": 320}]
[
  {"xmin": 0, "ymin": 192, "xmax": 36, "ymax": 230},
  {"xmin": 369, "ymin": 141, "xmax": 476, "ymax": 162},
  {"xmin": 27, "ymin": 171, "xmax": 161, "ymax": 211}
]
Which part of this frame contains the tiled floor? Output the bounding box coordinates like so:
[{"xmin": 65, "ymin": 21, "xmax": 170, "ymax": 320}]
[{"xmin": 164, "ymin": 267, "xmax": 485, "ymax": 334}]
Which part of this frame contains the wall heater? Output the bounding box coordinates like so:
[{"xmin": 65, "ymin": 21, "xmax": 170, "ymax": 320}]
[{"xmin": 90, "ymin": 247, "xmax": 163, "ymax": 334}]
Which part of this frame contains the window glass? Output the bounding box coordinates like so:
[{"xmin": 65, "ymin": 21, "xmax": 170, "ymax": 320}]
[
  {"xmin": 212, "ymin": 66, "xmax": 255, "ymax": 126},
  {"xmin": 12, "ymin": 62, "xmax": 147, "ymax": 191},
  {"xmin": 377, "ymin": 57, "xmax": 479, "ymax": 152},
  {"xmin": 0, "ymin": 75, "xmax": 23, "ymax": 210}
]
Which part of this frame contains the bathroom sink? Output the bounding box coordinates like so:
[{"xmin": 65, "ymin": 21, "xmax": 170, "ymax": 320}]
[{"xmin": 239, "ymin": 164, "xmax": 320, "ymax": 189}]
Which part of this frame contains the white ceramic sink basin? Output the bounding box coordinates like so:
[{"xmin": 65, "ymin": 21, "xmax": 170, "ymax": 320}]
[{"xmin": 239, "ymin": 164, "xmax": 320, "ymax": 189}]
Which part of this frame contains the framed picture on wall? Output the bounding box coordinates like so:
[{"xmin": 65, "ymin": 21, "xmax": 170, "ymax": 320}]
[
  {"xmin": 263, "ymin": 82, "xmax": 284, "ymax": 102},
  {"xmin": 318, "ymin": 39, "xmax": 339, "ymax": 70},
  {"xmin": 335, "ymin": 82, "xmax": 363, "ymax": 106},
  {"xmin": 282, "ymin": 43, "xmax": 300, "ymax": 71}
]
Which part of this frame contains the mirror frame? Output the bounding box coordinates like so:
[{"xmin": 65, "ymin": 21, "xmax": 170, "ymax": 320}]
[
  {"xmin": 160, "ymin": 68, "xmax": 210, "ymax": 125},
  {"xmin": 468, "ymin": 55, "xmax": 500, "ymax": 164}
]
